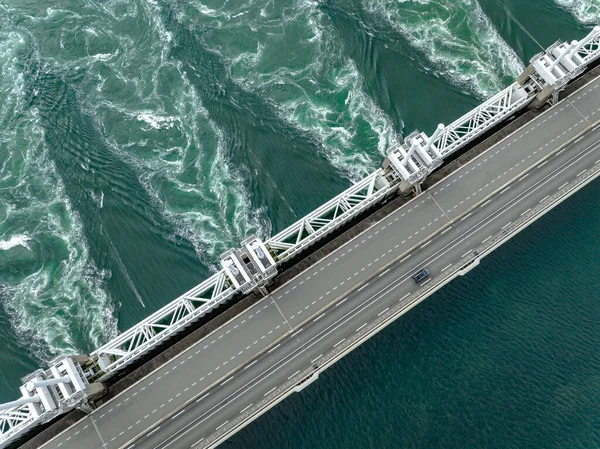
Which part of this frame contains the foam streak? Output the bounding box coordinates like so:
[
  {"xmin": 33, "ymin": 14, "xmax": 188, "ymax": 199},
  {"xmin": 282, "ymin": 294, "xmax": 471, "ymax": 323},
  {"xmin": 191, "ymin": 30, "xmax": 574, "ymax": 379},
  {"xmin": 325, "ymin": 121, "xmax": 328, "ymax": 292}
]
[
  {"xmin": 364, "ymin": 0, "xmax": 525, "ymax": 97},
  {"xmin": 177, "ymin": 0, "xmax": 399, "ymax": 182},
  {"xmin": 0, "ymin": 28, "xmax": 117, "ymax": 360},
  {"xmin": 554, "ymin": 0, "xmax": 600, "ymax": 24}
]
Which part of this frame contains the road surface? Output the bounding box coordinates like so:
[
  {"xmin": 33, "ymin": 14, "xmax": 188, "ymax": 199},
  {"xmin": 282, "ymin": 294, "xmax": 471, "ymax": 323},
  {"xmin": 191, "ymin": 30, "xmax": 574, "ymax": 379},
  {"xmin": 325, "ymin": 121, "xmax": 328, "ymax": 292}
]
[{"xmin": 37, "ymin": 76, "xmax": 600, "ymax": 449}]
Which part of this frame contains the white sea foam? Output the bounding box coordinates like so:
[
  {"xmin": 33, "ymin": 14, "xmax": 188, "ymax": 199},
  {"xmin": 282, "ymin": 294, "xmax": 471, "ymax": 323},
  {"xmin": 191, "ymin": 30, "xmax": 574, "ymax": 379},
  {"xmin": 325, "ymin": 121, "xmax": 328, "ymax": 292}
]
[
  {"xmin": 137, "ymin": 111, "xmax": 177, "ymax": 130},
  {"xmin": 179, "ymin": 0, "xmax": 399, "ymax": 182},
  {"xmin": 0, "ymin": 29, "xmax": 117, "ymax": 360},
  {"xmin": 47, "ymin": 0, "xmax": 270, "ymax": 269},
  {"xmin": 0, "ymin": 235, "xmax": 32, "ymax": 251},
  {"xmin": 554, "ymin": 0, "xmax": 600, "ymax": 23},
  {"xmin": 364, "ymin": 0, "xmax": 525, "ymax": 97}
]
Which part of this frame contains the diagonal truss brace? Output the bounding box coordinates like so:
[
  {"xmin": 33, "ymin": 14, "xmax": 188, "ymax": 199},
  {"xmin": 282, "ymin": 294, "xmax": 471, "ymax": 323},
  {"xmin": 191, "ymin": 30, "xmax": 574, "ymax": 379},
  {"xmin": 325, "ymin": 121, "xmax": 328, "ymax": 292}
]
[
  {"xmin": 0, "ymin": 408, "xmax": 37, "ymax": 448},
  {"xmin": 385, "ymin": 82, "xmax": 532, "ymax": 184},
  {"xmin": 87, "ymin": 171, "xmax": 392, "ymax": 379},
  {"xmin": 530, "ymin": 26, "xmax": 600, "ymax": 90},
  {"xmin": 265, "ymin": 170, "xmax": 391, "ymax": 263},
  {"xmin": 5, "ymin": 29, "xmax": 597, "ymax": 449},
  {"xmin": 90, "ymin": 271, "xmax": 234, "ymax": 376}
]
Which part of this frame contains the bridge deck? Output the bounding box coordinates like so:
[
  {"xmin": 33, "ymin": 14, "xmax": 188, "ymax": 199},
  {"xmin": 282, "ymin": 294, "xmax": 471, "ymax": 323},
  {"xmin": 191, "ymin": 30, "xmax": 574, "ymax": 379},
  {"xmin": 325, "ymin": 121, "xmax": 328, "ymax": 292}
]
[{"xmin": 30, "ymin": 73, "xmax": 600, "ymax": 449}]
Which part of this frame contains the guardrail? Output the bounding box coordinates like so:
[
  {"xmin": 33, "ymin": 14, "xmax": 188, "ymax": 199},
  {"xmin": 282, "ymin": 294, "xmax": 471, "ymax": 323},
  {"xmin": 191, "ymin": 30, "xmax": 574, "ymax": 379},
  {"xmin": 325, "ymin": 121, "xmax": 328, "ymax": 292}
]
[
  {"xmin": 199, "ymin": 144, "xmax": 600, "ymax": 449},
  {"xmin": 265, "ymin": 169, "xmax": 392, "ymax": 263}
]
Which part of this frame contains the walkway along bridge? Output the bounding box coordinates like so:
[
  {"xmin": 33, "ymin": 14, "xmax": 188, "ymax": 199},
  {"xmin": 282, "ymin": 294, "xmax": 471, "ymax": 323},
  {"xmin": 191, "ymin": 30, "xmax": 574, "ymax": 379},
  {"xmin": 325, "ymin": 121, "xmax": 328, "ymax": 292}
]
[{"xmin": 2, "ymin": 27, "xmax": 600, "ymax": 449}]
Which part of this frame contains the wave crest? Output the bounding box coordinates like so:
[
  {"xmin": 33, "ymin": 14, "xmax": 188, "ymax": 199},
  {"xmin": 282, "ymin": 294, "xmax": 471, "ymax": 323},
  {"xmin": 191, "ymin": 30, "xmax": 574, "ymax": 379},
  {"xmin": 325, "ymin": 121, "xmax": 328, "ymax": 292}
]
[
  {"xmin": 554, "ymin": 0, "xmax": 600, "ymax": 24},
  {"xmin": 54, "ymin": 0, "xmax": 271, "ymax": 267},
  {"xmin": 179, "ymin": 0, "xmax": 399, "ymax": 181}
]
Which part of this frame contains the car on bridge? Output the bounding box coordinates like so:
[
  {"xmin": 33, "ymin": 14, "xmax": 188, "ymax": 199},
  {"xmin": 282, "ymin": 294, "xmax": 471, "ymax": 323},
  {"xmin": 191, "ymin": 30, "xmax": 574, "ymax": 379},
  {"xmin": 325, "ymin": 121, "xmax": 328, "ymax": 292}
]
[{"xmin": 412, "ymin": 267, "xmax": 431, "ymax": 283}]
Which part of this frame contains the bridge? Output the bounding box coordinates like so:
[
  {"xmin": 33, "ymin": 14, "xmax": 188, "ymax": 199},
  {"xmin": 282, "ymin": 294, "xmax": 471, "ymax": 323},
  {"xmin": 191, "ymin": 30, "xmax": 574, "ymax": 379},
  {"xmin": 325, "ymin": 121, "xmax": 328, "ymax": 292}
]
[{"xmin": 3, "ymin": 27, "xmax": 600, "ymax": 449}]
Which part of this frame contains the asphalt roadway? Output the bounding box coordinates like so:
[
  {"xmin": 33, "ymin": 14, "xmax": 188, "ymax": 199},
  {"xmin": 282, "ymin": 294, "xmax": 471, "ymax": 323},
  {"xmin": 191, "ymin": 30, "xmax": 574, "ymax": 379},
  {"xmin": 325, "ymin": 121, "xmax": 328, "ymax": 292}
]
[{"xmin": 37, "ymin": 76, "xmax": 600, "ymax": 449}]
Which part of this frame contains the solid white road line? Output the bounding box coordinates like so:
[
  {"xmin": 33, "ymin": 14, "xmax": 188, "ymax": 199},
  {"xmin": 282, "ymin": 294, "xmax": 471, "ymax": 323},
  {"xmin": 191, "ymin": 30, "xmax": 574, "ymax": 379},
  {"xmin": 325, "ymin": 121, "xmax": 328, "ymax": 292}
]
[
  {"xmin": 171, "ymin": 410, "xmax": 186, "ymax": 421},
  {"xmin": 244, "ymin": 360, "xmax": 257, "ymax": 370},
  {"xmin": 146, "ymin": 427, "xmax": 161, "ymax": 437},
  {"xmin": 240, "ymin": 403, "xmax": 253, "ymax": 414},
  {"xmin": 357, "ymin": 283, "xmax": 369, "ymax": 292},
  {"xmin": 356, "ymin": 323, "xmax": 368, "ymax": 332},
  {"xmin": 215, "ymin": 421, "xmax": 229, "ymax": 431}
]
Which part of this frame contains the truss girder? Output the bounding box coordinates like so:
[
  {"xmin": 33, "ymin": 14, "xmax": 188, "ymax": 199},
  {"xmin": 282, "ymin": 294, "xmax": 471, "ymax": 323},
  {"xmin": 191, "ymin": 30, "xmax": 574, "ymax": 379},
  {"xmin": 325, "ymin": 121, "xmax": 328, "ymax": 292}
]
[
  {"xmin": 91, "ymin": 271, "xmax": 234, "ymax": 376},
  {"xmin": 530, "ymin": 27, "xmax": 600, "ymax": 89},
  {"xmin": 0, "ymin": 407, "xmax": 37, "ymax": 448},
  {"xmin": 6, "ymin": 30, "xmax": 598, "ymax": 449},
  {"xmin": 1, "ymin": 357, "xmax": 90, "ymax": 447},
  {"xmin": 386, "ymin": 82, "xmax": 531, "ymax": 183},
  {"xmin": 433, "ymin": 84, "xmax": 529, "ymax": 158},
  {"xmin": 265, "ymin": 170, "xmax": 392, "ymax": 263},
  {"xmin": 574, "ymin": 27, "xmax": 600, "ymax": 67}
]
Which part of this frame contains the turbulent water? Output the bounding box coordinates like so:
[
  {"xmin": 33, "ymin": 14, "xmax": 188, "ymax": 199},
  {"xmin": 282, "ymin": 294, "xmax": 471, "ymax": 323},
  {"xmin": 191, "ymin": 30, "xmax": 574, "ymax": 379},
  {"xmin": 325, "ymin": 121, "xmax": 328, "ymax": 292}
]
[
  {"xmin": 555, "ymin": 0, "xmax": 600, "ymax": 23},
  {"xmin": 363, "ymin": 0, "xmax": 524, "ymax": 96},
  {"xmin": 0, "ymin": 0, "xmax": 599, "ymax": 446}
]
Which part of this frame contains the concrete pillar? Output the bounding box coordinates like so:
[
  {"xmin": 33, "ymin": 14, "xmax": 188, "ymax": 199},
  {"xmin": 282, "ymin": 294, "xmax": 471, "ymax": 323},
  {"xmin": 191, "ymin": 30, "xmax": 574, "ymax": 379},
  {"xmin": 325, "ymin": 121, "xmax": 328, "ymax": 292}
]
[
  {"xmin": 533, "ymin": 84, "xmax": 555, "ymax": 109},
  {"xmin": 69, "ymin": 354, "xmax": 92, "ymax": 366},
  {"xmin": 398, "ymin": 180, "xmax": 414, "ymax": 195},
  {"xmin": 517, "ymin": 65, "xmax": 534, "ymax": 86},
  {"xmin": 84, "ymin": 382, "xmax": 107, "ymax": 402}
]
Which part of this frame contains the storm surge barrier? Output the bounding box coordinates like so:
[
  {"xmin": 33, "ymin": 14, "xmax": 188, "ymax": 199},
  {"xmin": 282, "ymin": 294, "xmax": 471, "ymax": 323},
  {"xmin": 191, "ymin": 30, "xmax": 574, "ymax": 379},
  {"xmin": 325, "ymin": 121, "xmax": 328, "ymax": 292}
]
[{"xmin": 2, "ymin": 27, "xmax": 600, "ymax": 449}]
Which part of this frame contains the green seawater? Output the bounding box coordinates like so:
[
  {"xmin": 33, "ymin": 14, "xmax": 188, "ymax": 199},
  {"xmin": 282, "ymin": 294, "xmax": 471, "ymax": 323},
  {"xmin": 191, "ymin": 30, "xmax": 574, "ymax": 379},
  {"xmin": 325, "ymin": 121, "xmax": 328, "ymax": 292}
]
[{"xmin": 0, "ymin": 0, "xmax": 598, "ymax": 446}]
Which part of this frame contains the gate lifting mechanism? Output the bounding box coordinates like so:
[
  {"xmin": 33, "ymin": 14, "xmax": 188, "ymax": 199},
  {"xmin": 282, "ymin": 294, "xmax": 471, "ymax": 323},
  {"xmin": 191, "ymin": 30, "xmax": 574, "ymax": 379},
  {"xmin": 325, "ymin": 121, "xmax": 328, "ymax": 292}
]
[
  {"xmin": 0, "ymin": 357, "xmax": 105, "ymax": 448},
  {"xmin": 383, "ymin": 26, "xmax": 600, "ymax": 186}
]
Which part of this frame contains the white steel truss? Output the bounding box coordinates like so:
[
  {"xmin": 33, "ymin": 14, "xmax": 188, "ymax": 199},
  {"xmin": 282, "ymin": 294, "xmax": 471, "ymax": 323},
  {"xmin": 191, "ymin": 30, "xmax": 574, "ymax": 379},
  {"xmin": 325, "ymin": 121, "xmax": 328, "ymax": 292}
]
[
  {"xmin": 90, "ymin": 271, "xmax": 234, "ymax": 377},
  {"xmin": 576, "ymin": 26, "xmax": 600, "ymax": 64},
  {"xmin": 0, "ymin": 358, "xmax": 93, "ymax": 448},
  {"xmin": 3, "ymin": 30, "xmax": 597, "ymax": 449},
  {"xmin": 385, "ymin": 82, "xmax": 532, "ymax": 183},
  {"xmin": 0, "ymin": 407, "xmax": 36, "ymax": 448},
  {"xmin": 265, "ymin": 170, "xmax": 391, "ymax": 263},
  {"xmin": 433, "ymin": 83, "xmax": 531, "ymax": 158},
  {"xmin": 88, "ymin": 171, "xmax": 391, "ymax": 379}
]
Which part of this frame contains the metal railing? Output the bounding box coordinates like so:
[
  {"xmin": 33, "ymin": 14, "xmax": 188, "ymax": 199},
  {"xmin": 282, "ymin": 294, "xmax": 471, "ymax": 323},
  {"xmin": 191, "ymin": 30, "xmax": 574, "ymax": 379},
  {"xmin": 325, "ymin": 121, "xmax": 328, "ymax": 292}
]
[
  {"xmin": 384, "ymin": 83, "xmax": 533, "ymax": 183},
  {"xmin": 265, "ymin": 170, "xmax": 392, "ymax": 263}
]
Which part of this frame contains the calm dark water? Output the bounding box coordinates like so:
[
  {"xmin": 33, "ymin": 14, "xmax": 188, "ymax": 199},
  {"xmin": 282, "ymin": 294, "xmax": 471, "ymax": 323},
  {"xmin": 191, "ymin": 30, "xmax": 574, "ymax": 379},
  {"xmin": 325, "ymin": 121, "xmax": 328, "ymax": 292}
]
[{"xmin": 0, "ymin": 0, "xmax": 598, "ymax": 446}]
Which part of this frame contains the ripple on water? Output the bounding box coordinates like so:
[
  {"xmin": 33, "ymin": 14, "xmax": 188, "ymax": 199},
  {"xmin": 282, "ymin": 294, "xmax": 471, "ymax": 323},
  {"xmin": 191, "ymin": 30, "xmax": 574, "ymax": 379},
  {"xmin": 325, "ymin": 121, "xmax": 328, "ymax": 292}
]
[
  {"xmin": 363, "ymin": 0, "xmax": 525, "ymax": 97},
  {"xmin": 554, "ymin": 0, "xmax": 600, "ymax": 24},
  {"xmin": 174, "ymin": 0, "xmax": 399, "ymax": 182},
  {"xmin": 0, "ymin": 28, "xmax": 117, "ymax": 364}
]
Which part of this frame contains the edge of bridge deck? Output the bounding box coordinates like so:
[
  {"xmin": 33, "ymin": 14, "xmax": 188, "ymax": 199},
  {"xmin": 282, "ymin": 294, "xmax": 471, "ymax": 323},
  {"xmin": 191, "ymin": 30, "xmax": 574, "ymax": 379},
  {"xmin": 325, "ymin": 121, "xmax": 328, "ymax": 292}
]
[
  {"xmin": 14, "ymin": 52, "xmax": 600, "ymax": 449},
  {"xmin": 424, "ymin": 62, "xmax": 600, "ymax": 189}
]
